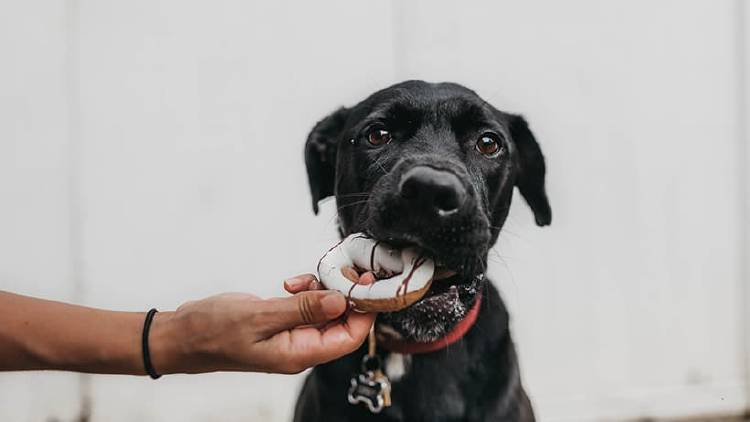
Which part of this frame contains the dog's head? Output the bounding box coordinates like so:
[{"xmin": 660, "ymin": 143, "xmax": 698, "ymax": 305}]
[{"xmin": 305, "ymin": 80, "xmax": 550, "ymax": 341}]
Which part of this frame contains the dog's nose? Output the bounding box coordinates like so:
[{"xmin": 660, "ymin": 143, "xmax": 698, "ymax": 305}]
[{"xmin": 398, "ymin": 166, "xmax": 467, "ymax": 216}]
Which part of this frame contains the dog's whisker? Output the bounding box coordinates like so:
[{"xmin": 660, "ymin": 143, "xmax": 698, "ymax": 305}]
[
  {"xmin": 367, "ymin": 155, "xmax": 390, "ymax": 176},
  {"xmin": 491, "ymin": 225, "xmax": 521, "ymax": 239},
  {"xmin": 336, "ymin": 192, "xmax": 371, "ymax": 199},
  {"xmin": 375, "ymin": 160, "xmax": 388, "ymax": 175},
  {"xmin": 335, "ymin": 200, "xmax": 369, "ymax": 213}
]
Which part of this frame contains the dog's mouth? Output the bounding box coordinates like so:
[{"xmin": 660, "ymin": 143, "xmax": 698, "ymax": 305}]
[
  {"xmin": 401, "ymin": 266, "xmax": 482, "ymax": 314},
  {"xmin": 364, "ymin": 236, "xmax": 485, "ymax": 342},
  {"xmin": 377, "ymin": 270, "xmax": 483, "ymax": 343}
]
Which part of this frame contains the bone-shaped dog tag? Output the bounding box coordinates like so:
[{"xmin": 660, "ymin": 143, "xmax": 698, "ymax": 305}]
[
  {"xmin": 347, "ymin": 325, "xmax": 392, "ymax": 414},
  {"xmin": 347, "ymin": 371, "xmax": 390, "ymax": 413},
  {"xmin": 373, "ymin": 369, "xmax": 392, "ymax": 407}
]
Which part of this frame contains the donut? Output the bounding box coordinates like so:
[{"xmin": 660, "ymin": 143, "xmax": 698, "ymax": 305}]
[{"xmin": 317, "ymin": 233, "xmax": 435, "ymax": 312}]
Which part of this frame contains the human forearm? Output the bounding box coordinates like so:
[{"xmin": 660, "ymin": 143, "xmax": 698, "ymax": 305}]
[
  {"xmin": 0, "ymin": 291, "xmax": 146, "ymax": 374},
  {"xmin": 0, "ymin": 275, "xmax": 373, "ymax": 376}
]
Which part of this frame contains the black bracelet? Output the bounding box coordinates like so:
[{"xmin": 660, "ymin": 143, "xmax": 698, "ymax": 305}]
[{"xmin": 141, "ymin": 308, "xmax": 162, "ymax": 379}]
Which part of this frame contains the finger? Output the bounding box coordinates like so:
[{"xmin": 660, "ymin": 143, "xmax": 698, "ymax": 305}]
[
  {"xmin": 257, "ymin": 290, "xmax": 347, "ymax": 335},
  {"xmin": 340, "ymin": 266, "xmax": 359, "ymax": 283},
  {"xmin": 358, "ymin": 271, "xmax": 376, "ymax": 285},
  {"xmin": 260, "ymin": 312, "xmax": 376, "ymax": 373},
  {"xmin": 283, "ymin": 274, "xmax": 319, "ymax": 294}
]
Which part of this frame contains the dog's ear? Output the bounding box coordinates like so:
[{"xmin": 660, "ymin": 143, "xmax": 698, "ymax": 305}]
[
  {"xmin": 305, "ymin": 107, "xmax": 350, "ymax": 214},
  {"xmin": 509, "ymin": 115, "xmax": 552, "ymax": 226}
]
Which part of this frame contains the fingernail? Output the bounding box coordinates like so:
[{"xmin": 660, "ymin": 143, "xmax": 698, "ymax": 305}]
[
  {"xmin": 284, "ymin": 277, "xmax": 306, "ymax": 289},
  {"xmin": 358, "ymin": 272, "xmax": 376, "ymax": 285},
  {"xmin": 320, "ymin": 292, "xmax": 346, "ymax": 319}
]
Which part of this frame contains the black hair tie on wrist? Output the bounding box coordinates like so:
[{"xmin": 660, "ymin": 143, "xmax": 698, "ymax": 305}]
[{"xmin": 142, "ymin": 308, "xmax": 162, "ymax": 379}]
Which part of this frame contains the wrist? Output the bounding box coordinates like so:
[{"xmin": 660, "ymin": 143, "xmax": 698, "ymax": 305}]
[{"xmin": 147, "ymin": 311, "xmax": 183, "ymax": 375}]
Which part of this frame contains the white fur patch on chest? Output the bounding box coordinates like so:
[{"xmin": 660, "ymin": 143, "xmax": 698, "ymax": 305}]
[{"xmin": 384, "ymin": 352, "xmax": 411, "ymax": 381}]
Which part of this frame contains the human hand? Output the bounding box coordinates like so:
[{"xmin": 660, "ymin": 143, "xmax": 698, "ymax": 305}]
[{"xmin": 149, "ymin": 274, "xmax": 375, "ymax": 374}]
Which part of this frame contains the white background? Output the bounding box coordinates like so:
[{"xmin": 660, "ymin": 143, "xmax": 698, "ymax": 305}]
[{"xmin": 1, "ymin": 1, "xmax": 748, "ymax": 421}]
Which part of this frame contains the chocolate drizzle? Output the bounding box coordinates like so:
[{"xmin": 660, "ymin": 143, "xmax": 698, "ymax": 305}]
[
  {"xmin": 317, "ymin": 237, "xmax": 347, "ymax": 276},
  {"xmin": 346, "ymin": 281, "xmax": 358, "ymax": 302},
  {"xmin": 369, "ymin": 241, "xmax": 380, "ymax": 273},
  {"xmin": 396, "ymin": 254, "xmax": 427, "ymax": 298},
  {"xmin": 342, "ymin": 272, "xmax": 364, "ymax": 318}
]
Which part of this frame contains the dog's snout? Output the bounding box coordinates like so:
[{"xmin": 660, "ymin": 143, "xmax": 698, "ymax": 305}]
[{"xmin": 398, "ymin": 166, "xmax": 467, "ymax": 216}]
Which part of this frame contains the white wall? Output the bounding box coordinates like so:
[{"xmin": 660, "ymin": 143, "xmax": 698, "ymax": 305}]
[
  {"xmin": 743, "ymin": 0, "xmax": 750, "ymax": 412},
  {"xmin": 0, "ymin": 1, "xmax": 747, "ymax": 421},
  {"xmin": 0, "ymin": 2, "xmax": 83, "ymax": 420}
]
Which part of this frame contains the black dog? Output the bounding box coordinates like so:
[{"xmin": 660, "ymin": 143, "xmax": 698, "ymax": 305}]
[{"xmin": 296, "ymin": 80, "xmax": 550, "ymax": 422}]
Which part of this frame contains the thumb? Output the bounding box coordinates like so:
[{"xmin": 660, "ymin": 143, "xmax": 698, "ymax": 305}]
[{"xmin": 257, "ymin": 290, "xmax": 348, "ymax": 335}]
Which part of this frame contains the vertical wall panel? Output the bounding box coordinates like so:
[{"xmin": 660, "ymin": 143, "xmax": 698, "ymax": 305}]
[
  {"xmin": 0, "ymin": 1, "xmax": 81, "ymax": 421},
  {"xmin": 741, "ymin": 0, "xmax": 750, "ymax": 409},
  {"xmin": 391, "ymin": 0, "xmax": 746, "ymax": 420},
  {"xmin": 74, "ymin": 1, "xmax": 396, "ymax": 420}
]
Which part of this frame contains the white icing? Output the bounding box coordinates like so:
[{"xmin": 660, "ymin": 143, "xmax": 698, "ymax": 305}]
[{"xmin": 317, "ymin": 233, "xmax": 435, "ymax": 300}]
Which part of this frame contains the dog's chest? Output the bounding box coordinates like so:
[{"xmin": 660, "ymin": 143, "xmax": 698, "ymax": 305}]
[
  {"xmin": 384, "ymin": 352, "xmax": 409, "ymax": 381},
  {"xmin": 373, "ymin": 353, "xmax": 469, "ymax": 421}
]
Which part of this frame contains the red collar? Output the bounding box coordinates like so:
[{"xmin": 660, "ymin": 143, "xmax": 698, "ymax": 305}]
[{"xmin": 376, "ymin": 291, "xmax": 483, "ymax": 354}]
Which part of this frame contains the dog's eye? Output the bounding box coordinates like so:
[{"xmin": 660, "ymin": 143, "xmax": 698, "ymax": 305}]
[
  {"xmin": 367, "ymin": 127, "xmax": 392, "ymax": 146},
  {"xmin": 476, "ymin": 133, "xmax": 503, "ymax": 157}
]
